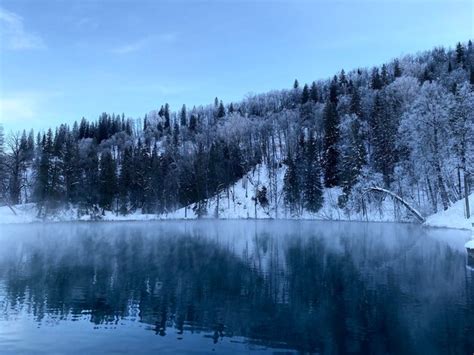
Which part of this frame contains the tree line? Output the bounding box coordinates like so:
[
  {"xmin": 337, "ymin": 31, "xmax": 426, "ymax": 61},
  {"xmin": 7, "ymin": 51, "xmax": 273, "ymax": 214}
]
[{"xmin": 0, "ymin": 40, "xmax": 473, "ymax": 218}]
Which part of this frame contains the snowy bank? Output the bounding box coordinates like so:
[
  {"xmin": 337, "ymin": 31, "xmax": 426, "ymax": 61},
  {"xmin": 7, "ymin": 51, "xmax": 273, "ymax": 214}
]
[
  {"xmin": 0, "ymin": 204, "xmax": 160, "ymax": 225},
  {"xmin": 424, "ymin": 193, "xmax": 474, "ymax": 230},
  {"xmin": 1, "ymin": 166, "xmax": 472, "ymax": 231}
]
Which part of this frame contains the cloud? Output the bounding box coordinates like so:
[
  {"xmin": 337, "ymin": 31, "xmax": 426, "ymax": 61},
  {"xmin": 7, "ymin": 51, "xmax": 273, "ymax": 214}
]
[
  {"xmin": 112, "ymin": 33, "xmax": 177, "ymax": 54},
  {"xmin": 0, "ymin": 7, "xmax": 45, "ymax": 50}
]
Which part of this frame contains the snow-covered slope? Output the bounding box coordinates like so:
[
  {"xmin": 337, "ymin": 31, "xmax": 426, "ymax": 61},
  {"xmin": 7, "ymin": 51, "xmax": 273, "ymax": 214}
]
[
  {"xmin": 1, "ymin": 164, "xmax": 472, "ymax": 231},
  {"xmin": 164, "ymin": 163, "xmax": 414, "ymax": 223},
  {"xmin": 424, "ymin": 193, "xmax": 474, "ymax": 230}
]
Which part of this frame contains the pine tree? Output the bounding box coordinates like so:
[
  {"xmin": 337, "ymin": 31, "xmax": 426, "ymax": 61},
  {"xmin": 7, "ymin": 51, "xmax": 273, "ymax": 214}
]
[
  {"xmin": 98, "ymin": 150, "xmax": 117, "ymax": 211},
  {"xmin": 310, "ymin": 81, "xmax": 319, "ymax": 102},
  {"xmin": 370, "ymin": 93, "xmax": 396, "ymax": 186},
  {"xmin": 339, "ymin": 115, "xmax": 366, "ymax": 202},
  {"xmin": 303, "ymin": 134, "xmax": 324, "ymax": 212},
  {"xmin": 323, "ymin": 100, "xmax": 340, "ymax": 187},
  {"xmin": 163, "ymin": 103, "xmax": 170, "ymax": 131},
  {"xmin": 393, "ymin": 59, "xmax": 402, "ymax": 78},
  {"xmin": 329, "ymin": 76, "xmax": 338, "ymax": 104},
  {"xmin": 371, "ymin": 67, "xmax": 382, "ymax": 90},
  {"xmin": 217, "ymin": 101, "xmax": 225, "ymax": 118},
  {"xmin": 381, "ymin": 64, "xmax": 389, "ymax": 86},
  {"xmin": 63, "ymin": 135, "xmax": 81, "ymax": 204},
  {"xmin": 189, "ymin": 114, "xmax": 197, "ymax": 132},
  {"xmin": 283, "ymin": 154, "xmax": 300, "ymax": 214},
  {"xmin": 301, "ymin": 84, "xmax": 310, "ymax": 104},
  {"xmin": 339, "ymin": 69, "xmax": 347, "ymax": 86},
  {"xmin": 456, "ymin": 42, "xmax": 464, "ymax": 66},
  {"xmin": 34, "ymin": 134, "xmax": 50, "ymax": 213},
  {"xmin": 118, "ymin": 146, "xmax": 133, "ymax": 214},
  {"xmin": 83, "ymin": 143, "xmax": 100, "ymax": 208},
  {"xmin": 173, "ymin": 121, "xmax": 180, "ymax": 146},
  {"xmin": 349, "ymin": 84, "xmax": 362, "ymax": 117},
  {"xmin": 293, "ymin": 79, "xmax": 299, "ymax": 89},
  {"xmin": 180, "ymin": 104, "xmax": 187, "ymax": 126}
]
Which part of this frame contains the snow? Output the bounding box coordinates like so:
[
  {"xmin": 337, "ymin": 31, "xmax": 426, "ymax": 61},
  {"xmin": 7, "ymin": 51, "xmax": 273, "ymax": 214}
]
[
  {"xmin": 424, "ymin": 193, "xmax": 474, "ymax": 230},
  {"xmin": 1, "ymin": 165, "xmax": 473, "ymax": 232},
  {"xmin": 465, "ymin": 239, "xmax": 474, "ymax": 251},
  {"xmin": 0, "ymin": 204, "xmax": 160, "ymax": 225},
  {"xmin": 0, "ymin": 203, "xmax": 38, "ymax": 224}
]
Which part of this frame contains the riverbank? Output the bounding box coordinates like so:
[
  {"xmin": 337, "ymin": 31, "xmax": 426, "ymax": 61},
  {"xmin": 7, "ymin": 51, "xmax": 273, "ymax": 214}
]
[{"xmin": 1, "ymin": 193, "xmax": 472, "ymax": 230}]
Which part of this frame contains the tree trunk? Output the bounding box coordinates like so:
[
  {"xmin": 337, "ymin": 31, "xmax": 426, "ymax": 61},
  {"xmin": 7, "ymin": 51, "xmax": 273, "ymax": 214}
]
[
  {"xmin": 464, "ymin": 171, "xmax": 470, "ymax": 219},
  {"xmin": 435, "ymin": 163, "xmax": 450, "ymax": 211},
  {"xmin": 364, "ymin": 187, "xmax": 425, "ymax": 223}
]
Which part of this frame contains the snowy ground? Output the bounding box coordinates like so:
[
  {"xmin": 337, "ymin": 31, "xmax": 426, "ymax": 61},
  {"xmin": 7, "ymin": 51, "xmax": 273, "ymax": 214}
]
[
  {"xmin": 164, "ymin": 164, "xmax": 408, "ymax": 223},
  {"xmin": 0, "ymin": 164, "xmax": 472, "ymax": 231},
  {"xmin": 424, "ymin": 193, "xmax": 474, "ymax": 230}
]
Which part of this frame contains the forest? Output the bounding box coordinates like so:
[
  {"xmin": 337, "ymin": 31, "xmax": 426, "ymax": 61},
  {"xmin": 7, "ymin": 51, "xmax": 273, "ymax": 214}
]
[{"xmin": 0, "ymin": 41, "xmax": 473, "ymax": 220}]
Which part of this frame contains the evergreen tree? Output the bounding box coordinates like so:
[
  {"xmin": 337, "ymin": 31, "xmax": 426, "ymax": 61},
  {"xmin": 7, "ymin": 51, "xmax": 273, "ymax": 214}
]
[
  {"xmin": 34, "ymin": 133, "xmax": 51, "ymax": 214},
  {"xmin": 173, "ymin": 121, "xmax": 180, "ymax": 146},
  {"xmin": 349, "ymin": 84, "xmax": 362, "ymax": 117},
  {"xmin": 82, "ymin": 143, "xmax": 100, "ymax": 208},
  {"xmin": 303, "ymin": 134, "xmax": 324, "ymax": 212},
  {"xmin": 339, "ymin": 115, "xmax": 366, "ymax": 202},
  {"xmin": 393, "ymin": 59, "xmax": 402, "ymax": 78},
  {"xmin": 310, "ymin": 81, "xmax": 319, "ymax": 102},
  {"xmin": 163, "ymin": 103, "xmax": 171, "ymax": 131},
  {"xmin": 98, "ymin": 150, "xmax": 117, "ymax": 211},
  {"xmin": 189, "ymin": 113, "xmax": 197, "ymax": 132},
  {"xmin": 217, "ymin": 100, "xmax": 226, "ymax": 118},
  {"xmin": 283, "ymin": 154, "xmax": 300, "ymax": 214},
  {"xmin": 63, "ymin": 135, "xmax": 81, "ymax": 204},
  {"xmin": 180, "ymin": 104, "xmax": 187, "ymax": 126},
  {"xmin": 370, "ymin": 93, "xmax": 397, "ymax": 186},
  {"xmin": 301, "ymin": 84, "xmax": 310, "ymax": 104},
  {"xmin": 456, "ymin": 42, "xmax": 465, "ymax": 66},
  {"xmin": 371, "ymin": 67, "xmax": 382, "ymax": 90},
  {"xmin": 118, "ymin": 146, "xmax": 133, "ymax": 214},
  {"xmin": 323, "ymin": 100, "xmax": 340, "ymax": 187}
]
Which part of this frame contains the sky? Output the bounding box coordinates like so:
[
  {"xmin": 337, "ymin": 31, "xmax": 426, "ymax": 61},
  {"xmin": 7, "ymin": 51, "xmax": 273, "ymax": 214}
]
[{"xmin": 0, "ymin": 0, "xmax": 472, "ymax": 134}]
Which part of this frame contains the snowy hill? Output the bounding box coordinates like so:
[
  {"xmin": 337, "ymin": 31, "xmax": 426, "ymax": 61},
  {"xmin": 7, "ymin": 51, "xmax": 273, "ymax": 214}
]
[
  {"xmin": 163, "ymin": 163, "xmax": 416, "ymax": 223},
  {"xmin": 424, "ymin": 193, "xmax": 474, "ymax": 230},
  {"xmin": 1, "ymin": 164, "xmax": 472, "ymax": 231}
]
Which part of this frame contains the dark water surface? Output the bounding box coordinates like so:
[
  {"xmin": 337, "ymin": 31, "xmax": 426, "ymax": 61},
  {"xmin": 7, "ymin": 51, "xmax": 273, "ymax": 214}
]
[{"xmin": 0, "ymin": 221, "xmax": 472, "ymax": 354}]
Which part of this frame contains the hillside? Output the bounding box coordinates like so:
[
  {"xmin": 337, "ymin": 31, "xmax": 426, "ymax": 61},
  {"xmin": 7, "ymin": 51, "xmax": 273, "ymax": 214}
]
[
  {"xmin": 0, "ymin": 40, "xmax": 473, "ymax": 227},
  {"xmin": 3, "ymin": 163, "xmax": 470, "ymax": 229}
]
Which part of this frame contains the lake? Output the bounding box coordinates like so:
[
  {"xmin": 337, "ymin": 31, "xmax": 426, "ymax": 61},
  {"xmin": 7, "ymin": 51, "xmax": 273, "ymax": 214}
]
[{"xmin": 0, "ymin": 221, "xmax": 472, "ymax": 354}]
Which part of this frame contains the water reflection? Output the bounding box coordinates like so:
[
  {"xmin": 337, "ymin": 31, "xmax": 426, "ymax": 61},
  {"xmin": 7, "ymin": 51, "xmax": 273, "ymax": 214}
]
[{"xmin": 0, "ymin": 221, "xmax": 472, "ymax": 354}]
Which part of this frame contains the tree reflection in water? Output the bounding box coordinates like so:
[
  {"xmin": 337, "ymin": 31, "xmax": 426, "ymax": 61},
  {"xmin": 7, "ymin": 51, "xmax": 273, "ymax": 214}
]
[{"xmin": 0, "ymin": 221, "xmax": 472, "ymax": 354}]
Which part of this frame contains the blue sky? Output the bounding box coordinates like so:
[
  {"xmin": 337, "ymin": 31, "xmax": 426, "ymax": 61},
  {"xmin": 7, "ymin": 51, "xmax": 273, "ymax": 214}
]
[{"xmin": 0, "ymin": 0, "xmax": 472, "ymax": 134}]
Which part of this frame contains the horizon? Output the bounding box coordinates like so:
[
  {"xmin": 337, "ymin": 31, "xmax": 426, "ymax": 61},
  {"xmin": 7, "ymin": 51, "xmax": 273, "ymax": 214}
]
[{"xmin": 1, "ymin": 0, "xmax": 473, "ymax": 134}]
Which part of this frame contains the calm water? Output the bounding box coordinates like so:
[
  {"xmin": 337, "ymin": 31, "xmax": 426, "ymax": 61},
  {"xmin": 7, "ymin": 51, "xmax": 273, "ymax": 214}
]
[{"xmin": 0, "ymin": 221, "xmax": 472, "ymax": 354}]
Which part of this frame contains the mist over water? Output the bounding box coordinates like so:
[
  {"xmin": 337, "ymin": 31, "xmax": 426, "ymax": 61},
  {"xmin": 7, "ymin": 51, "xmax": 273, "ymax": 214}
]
[{"xmin": 0, "ymin": 221, "xmax": 472, "ymax": 354}]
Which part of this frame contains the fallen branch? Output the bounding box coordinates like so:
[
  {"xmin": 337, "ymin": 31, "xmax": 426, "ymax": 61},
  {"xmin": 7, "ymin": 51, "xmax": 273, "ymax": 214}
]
[
  {"xmin": 364, "ymin": 187, "xmax": 425, "ymax": 223},
  {"xmin": 6, "ymin": 203, "xmax": 17, "ymax": 216}
]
